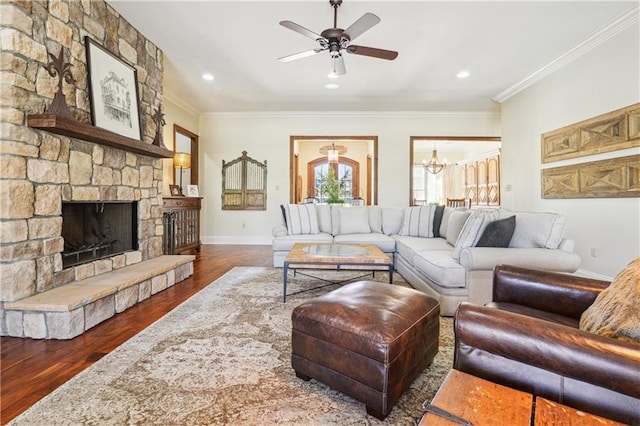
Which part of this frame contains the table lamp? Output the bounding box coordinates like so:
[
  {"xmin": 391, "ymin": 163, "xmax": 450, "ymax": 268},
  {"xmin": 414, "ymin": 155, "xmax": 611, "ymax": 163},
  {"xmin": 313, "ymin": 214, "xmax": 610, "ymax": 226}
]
[{"xmin": 173, "ymin": 152, "xmax": 191, "ymax": 196}]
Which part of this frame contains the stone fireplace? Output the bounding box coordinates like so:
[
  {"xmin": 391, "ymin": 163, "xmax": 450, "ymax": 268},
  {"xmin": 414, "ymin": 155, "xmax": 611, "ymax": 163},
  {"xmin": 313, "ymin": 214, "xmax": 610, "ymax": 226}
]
[{"xmin": 0, "ymin": 1, "xmax": 194, "ymax": 339}]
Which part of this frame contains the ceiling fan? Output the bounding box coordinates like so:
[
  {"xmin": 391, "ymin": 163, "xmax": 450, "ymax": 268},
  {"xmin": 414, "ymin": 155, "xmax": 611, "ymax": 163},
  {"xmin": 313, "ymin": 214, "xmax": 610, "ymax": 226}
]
[{"xmin": 278, "ymin": 0, "xmax": 398, "ymax": 77}]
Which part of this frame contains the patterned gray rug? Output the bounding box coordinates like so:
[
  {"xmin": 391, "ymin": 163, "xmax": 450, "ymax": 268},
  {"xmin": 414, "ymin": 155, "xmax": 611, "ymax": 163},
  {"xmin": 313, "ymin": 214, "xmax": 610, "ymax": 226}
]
[{"xmin": 10, "ymin": 267, "xmax": 453, "ymax": 425}]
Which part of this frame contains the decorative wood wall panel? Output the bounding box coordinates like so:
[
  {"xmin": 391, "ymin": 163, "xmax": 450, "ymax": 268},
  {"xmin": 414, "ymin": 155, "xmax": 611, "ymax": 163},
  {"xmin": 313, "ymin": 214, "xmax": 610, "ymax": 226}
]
[
  {"xmin": 463, "ymin": 153, "xmax": 500, "ymax": 206},
  {"xmin": 541, "ymin": 103, "xmax": 640, "ymax": 163},
  {"xmin": 222, "ymin": 151, "xmax": 267, "ymax": 210},
  {"xmin": 542, "ymin": 154, "xmax": 640, "ymax": 199}
]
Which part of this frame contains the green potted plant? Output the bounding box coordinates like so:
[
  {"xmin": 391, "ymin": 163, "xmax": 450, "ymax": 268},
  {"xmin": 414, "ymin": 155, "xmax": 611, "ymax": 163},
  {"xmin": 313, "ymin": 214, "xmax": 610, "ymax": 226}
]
[{"xmin": 317, "ymin": 168, "xmax": 349, "ymax": 204}]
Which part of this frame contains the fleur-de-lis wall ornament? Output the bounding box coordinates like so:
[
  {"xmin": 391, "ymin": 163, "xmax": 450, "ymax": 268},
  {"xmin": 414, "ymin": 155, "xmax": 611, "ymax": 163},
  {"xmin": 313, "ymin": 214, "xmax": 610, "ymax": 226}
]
[
  {"xmin": 44, "ymin": 46, "xmax": 76, "ymax": 118},
  {"xmin": 152, "ymin": 104, "xmax": 167, "ymax": 148}
]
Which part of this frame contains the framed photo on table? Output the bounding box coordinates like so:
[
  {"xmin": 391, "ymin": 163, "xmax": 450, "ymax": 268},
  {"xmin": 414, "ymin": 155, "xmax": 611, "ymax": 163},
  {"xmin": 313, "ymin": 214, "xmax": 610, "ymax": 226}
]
[
  {"xmin": 187, "ymin": 185, "xmax": 199, "ymax": 197},
  {"xmin": 85, "ymin": 36, "xmax": 142, "ymax": 140},
  {"xmin": 169, "ymin": 185, "xmax": 182, "ymax": 196}
]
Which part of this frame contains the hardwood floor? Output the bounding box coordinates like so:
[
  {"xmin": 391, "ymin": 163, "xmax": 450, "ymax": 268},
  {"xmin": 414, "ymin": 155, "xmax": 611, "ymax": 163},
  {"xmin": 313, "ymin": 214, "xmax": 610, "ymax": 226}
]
[{"xmin": 0, "ymin": 245, "xmax": 273, "ymax": 425}]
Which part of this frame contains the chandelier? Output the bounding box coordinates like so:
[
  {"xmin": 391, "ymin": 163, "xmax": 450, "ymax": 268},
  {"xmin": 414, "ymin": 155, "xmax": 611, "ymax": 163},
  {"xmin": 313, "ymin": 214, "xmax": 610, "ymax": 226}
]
[
  {"xmin": 327, "ymin": 143, "xmax": 339, "ymax": 163},
  {"xmin": 423, "ymin": 143, "xmax": 446, "ymax": 174},
  {"xmin": 319, "ymin": 143, "xmax": 347, "ymax": 164}
]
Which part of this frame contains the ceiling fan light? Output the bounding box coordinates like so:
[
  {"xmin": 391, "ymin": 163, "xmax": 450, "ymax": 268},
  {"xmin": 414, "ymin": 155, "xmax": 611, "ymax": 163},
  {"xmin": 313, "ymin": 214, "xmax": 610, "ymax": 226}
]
[{"xmin": 327, "ymin": 71, "xmax": 340, "ymax": 79}]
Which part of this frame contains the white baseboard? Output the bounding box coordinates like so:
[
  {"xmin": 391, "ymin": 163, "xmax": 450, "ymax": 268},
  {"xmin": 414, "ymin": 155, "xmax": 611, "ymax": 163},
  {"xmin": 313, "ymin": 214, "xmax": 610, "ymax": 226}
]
[
  {"xmin": 201, "ymin": 236, "xmax": 272, "ymax": 245},
  {"xmin": 573, "ymin": 268, "xmax": 613, "ymax": 281}
]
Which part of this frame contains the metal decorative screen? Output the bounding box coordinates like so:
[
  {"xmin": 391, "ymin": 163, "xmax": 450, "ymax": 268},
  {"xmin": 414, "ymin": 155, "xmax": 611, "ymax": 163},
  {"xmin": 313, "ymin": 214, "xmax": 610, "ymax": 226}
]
[{"xmin": 222, "ymin": 151, "xmax": 267, "ymax": 210}]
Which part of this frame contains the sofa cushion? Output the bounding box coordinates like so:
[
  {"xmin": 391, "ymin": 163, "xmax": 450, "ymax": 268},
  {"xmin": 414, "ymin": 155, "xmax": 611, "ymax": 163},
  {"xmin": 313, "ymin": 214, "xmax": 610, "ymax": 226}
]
[
  {"xmin": 453, "ymin": 209, "xmax": 500, "ymax": 261},
  {"xmin": 579, "ymin": 257, "xmax": 640, "ymax": 344},
  {"xmin": 500, "ymin": 209, "xmax": 566, "ymax": 249},
  {"xmin": 333, "ymin": 233, "xmax": 396, "ymax": 253},
  {"xmin": 368, "ymin": 206, "xmax": 383, "ymax": 234},
  {"xmin": 316, "ymin": 204, "xmax": 333, "ymax": 234},
  {"xmin": 476, "ymin": 215, "xmax": 516, "ymax": 248},
  {"xmin": 394, "ymin": 236, "xmax": 453, "ymax": 266},
  {"xmin": 337, "ymin": 207, "xmax": 371, "ymax": 234},
  {"xmin": 413, "ymin": 250, "xmax": 466, "ymax": 288},
  {"xmin": 399, "ymin": 205, "xmax": 436, "ymax": 237},
  {"xmin": 381, "ymin": 207, "xmax": 403, "ymax": 235},
  {"xmin": 283, "ymin": 204, "xmax": 319, "ymax": 235},
  {"xmin": 445, "ymin": 210, "xmax": 472, "ymax": 246}
]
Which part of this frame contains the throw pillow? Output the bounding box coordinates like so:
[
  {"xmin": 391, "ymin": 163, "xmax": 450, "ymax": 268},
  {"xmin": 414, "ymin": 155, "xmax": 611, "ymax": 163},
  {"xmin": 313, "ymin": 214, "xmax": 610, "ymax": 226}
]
[
  {"xmin": 579, "ymin": 257, "xmax": 640, "ymax": 344},
  {"xmin": 445, "ymin": 210, "xmax": 472, "ymax": 246},
  {"xmin": 282, "ymin": 204, "xmax": 319, "ymax": 235},
  {"xmin": 433, "ymin": 205, "xmax": 445, "ymax": 238},
  {"xmin": 475, "ymin": 215, "xmax": 516, "ymax": 247},
  {"xmin": 338, "ymin": 207, "xmax": 371, "ymax": 235},
  {"xmin": 399, "ymin": 205, "xmax": 436, "ymax": 237},
  {"xmin": 453, "ymin": 209, "xmax": 500, "ymax": 261}
]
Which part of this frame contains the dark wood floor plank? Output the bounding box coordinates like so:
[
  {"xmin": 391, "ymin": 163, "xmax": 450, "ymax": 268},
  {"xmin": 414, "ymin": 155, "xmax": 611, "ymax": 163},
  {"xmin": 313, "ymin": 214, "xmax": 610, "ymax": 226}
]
[{"xmin": 0, "ymin": 245, "xmax": 273, "ymax": 425}]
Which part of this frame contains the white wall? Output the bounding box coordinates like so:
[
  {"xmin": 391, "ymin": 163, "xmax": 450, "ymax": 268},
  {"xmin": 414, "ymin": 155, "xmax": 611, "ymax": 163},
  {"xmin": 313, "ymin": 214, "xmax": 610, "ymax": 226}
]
[
  {"xmin": 501, "ymin": 23, "xmax": 640, "ymax": 278},
  {"xmin": 198, "ymin": 112, "xmax": 500, "ymax": 244},
  {"xmin": 161, "ymin": 95, "xmax": 200, "ymax": 195}
]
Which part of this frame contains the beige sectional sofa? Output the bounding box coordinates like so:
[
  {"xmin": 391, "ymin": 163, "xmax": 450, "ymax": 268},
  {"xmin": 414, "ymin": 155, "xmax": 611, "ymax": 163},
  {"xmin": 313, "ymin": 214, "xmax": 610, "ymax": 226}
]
[{"xmin": 272, "ymin": 204, "xmax": 581, "ymax": 315}]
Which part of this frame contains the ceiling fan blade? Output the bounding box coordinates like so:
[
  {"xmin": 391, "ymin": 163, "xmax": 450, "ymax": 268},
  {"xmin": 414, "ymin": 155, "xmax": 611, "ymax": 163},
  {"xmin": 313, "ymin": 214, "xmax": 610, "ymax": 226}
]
[
  {"xmin": 278, "ymin": 48, "xmax": 325, "ymax": 63},
  {"xmin": 329, "ymin": 54, "xmax": 346, "ymax": 76},
  {"xmin": 346, "ymin": 45, "xmax": 398, "ymax": 60},
  {"xmin": 279, "ymin": 20, "xmax": 324, "ymax": 42},
  {"xmin": 343, "ymin": 13, "xmax": 380, "ymax": 41}
]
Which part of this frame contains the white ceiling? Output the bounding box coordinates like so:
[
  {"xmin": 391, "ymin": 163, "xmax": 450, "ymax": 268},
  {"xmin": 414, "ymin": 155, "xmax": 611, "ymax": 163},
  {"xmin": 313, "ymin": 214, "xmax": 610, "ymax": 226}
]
[{"xmin": 108, "ymin": 1, "xmax": 638, "ymax": 114}]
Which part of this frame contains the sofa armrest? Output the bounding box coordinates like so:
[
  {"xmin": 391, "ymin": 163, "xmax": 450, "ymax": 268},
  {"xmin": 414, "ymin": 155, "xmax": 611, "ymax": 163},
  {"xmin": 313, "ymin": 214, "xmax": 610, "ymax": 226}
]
[
  {"xmin": 459, "ymin": 247, "xmax": 581, "ymax": 272},
  {"xmin": 272, "ymin": 225, "xmax": 288, "ymax": 237},
  {"xmin": 453, "ymin": 303, "xmax": 640, "ymax": 424},
  {"xmin": 492, "ymin": 265, "xmax": 609, "ymax": 318}
]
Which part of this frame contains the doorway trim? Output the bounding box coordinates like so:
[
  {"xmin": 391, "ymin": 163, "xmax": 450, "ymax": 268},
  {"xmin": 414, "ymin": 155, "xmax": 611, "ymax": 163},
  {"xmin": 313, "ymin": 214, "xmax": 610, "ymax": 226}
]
[
  {"xmin": 289, "ymin": 135, "xmax": 378, "ymax": 204},
  {"xmin": 409, "ymin": 136, "xmax": 501, "ymax": 206}
]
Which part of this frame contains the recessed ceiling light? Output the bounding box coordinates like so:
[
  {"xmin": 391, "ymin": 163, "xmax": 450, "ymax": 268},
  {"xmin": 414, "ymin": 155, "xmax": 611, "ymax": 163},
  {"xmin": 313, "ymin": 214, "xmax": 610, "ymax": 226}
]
[
  {"xmin": 325, "ymin": 83, "xmax": 339, "ymax": 89},
  {"xmin": 456, "ymin": 70, "xmax": 470, "ymax": 79},
  {"xmin": 202, "ymin": 73, "xmax": 214, "ymax": 81}
]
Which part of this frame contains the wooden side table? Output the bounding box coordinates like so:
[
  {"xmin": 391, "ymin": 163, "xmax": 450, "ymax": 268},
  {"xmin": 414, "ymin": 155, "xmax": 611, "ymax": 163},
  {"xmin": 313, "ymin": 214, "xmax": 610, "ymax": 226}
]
[
  {"xmin": 162, "ymin": 196, "xmax": 202, "ymax": 255},
  {"xmin": 418, "ymin": 370, "xmax": 533, "ymax": 425}
]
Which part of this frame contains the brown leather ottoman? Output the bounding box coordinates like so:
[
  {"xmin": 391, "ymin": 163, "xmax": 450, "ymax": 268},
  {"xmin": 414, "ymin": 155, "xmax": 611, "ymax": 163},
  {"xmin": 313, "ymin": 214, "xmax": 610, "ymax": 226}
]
[{"xmin": 291, "ymin": 280, "xmax": 440, "ymax": 420}]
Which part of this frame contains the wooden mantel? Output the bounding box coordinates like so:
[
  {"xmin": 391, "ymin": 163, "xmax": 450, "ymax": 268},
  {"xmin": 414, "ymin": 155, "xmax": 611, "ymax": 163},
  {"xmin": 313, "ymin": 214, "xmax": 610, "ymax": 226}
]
[{"xmin": 27, "ymin": 113, "xmax": 174, "ymax": 159}]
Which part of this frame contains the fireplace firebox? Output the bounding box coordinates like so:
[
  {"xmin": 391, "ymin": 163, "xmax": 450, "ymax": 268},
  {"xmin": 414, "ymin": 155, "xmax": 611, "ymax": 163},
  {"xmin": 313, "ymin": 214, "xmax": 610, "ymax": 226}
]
[{"xmin": 62, "ymin": 202, "xmax": 138, "ymax": 268}]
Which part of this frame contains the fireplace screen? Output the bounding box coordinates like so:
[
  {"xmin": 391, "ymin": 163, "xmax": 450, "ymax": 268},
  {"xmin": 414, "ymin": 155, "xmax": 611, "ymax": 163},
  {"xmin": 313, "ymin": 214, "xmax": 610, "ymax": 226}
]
[{"xmin": 62, "ymin": 202, "xmax": 138, "ymax": 268}]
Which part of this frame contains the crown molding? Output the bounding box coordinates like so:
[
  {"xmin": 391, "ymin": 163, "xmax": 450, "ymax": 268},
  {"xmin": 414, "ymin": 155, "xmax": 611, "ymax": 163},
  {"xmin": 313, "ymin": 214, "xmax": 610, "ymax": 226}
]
[
  {"xmin": 493, "ymin": 6, "xmax": 639, "ymax": 103},
  {"xmin": 201, "ymin": 110, "xmax": 501, "ymax": 119},
  {"xmin": 163, "ymin": 90, "xmax": 201, "ymax": 117}
]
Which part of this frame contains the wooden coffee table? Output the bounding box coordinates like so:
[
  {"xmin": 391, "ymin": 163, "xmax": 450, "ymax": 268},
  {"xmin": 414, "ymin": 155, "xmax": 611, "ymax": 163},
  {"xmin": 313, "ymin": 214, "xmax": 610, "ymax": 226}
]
[{"xmin": 282, "ymin": 243, "xmax": 393, "ymax": 302}]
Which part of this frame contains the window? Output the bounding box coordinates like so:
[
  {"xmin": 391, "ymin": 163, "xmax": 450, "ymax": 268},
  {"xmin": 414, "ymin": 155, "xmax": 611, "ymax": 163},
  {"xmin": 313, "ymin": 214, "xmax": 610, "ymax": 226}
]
[{"xmin": 308, "ymin": 158, "xmax": 359, "ymax": 203}]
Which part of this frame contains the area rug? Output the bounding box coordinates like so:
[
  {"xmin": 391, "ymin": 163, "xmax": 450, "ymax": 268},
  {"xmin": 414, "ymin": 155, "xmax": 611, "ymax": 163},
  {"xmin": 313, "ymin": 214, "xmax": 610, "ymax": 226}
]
[{"xmin": 10, "ymin": 267, "xmax": 453, "ymax": 425}]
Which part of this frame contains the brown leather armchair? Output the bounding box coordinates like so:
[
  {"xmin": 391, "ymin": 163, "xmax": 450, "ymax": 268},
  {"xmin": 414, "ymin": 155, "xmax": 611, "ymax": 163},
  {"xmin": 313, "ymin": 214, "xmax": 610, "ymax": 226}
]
[{"xmin": 453, "ymin": 265, "xmax": 640, "ymax": 425}]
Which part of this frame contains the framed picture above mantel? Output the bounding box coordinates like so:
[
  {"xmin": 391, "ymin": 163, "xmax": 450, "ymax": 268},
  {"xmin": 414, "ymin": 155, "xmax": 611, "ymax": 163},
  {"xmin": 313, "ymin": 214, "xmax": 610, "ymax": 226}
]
[{"xmin": 85, "ymin": 36, "xmax": 142, "ymax": 141}]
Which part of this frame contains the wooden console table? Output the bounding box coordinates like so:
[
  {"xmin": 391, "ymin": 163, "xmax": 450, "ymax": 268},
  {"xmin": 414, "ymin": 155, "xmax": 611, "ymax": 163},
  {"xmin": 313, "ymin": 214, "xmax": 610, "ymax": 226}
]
[
  {"xmin": 419, "ymin": 370, "xmax": 625, "ymax": 425},
  {"xmin": 162, "ymin": 196, "xmax": 202, "ymax": 255}
]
